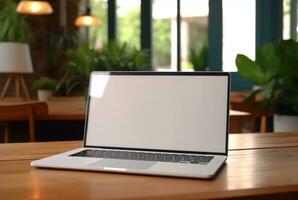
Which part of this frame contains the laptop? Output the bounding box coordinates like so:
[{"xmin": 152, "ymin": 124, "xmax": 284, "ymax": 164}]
[{"xmin": 31, "ymin": 71, "xmax": 230, "ymax": 179}]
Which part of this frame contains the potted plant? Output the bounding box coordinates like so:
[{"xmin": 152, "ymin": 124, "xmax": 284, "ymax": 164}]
[
  {"xmin": 56, "ymin": 42, "xmax": 150, "ymax": 96},
  {"xmin": 33, "ymin": 77, "xmax": 57, "ymax": 101},
  {"xmin": 235, "ymin": 39, "xmax": 298, "ymax": 131},
  {"xmin": 189, "ymin": 45, "xmax": 208, "ymax": 71},
  {"xmin": 0, "ymin": 0, "xmax": 33, "ymax": 99},
  {"xmin": 0, "ymin": 0, "xmax": 30, "ymax": 41},
  {"xmin": 0, "ymin": 0, "xmax": 30, "ymax": 46}
]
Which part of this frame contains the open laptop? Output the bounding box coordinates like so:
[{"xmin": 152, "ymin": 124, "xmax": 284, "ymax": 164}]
[{"xmin": 31, "ymin": 72, "xmax": 230, "ymax": 179}]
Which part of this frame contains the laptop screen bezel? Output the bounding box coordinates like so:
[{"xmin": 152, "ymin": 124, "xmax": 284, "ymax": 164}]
[{"xmin": 82, "ymin": 71, "xmax": 230, "ymax": 156}]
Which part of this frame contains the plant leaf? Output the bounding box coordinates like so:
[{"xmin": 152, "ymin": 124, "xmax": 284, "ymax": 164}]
[
  {"xmin": 235, "ymin": 54, "xmax": 266, "ymax": 85},
  {"xmin": 256, "ymin": 43, "xmax": 280, "ymax": 82}
]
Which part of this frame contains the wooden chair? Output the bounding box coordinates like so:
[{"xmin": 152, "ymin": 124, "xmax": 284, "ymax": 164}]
[
  {"xmin": 0, "ymin": 102, "xmax": 49, "ymax": 143},
  {"xmin": 230, "ymin": 92, "xmax": 273, "ymax": 132}
]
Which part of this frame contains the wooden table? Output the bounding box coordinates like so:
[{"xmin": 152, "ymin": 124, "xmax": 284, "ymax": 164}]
[
  {"xmin": 0, "ymin": 96, "xmax": 86, "ymax": 121},
  {"xmin": 46, "ymin": 103, "xmax": 250, "ymax": 122},
  {"xmin": 46, "ymin": 96, "xmax": 86, "ymax": 120},
  {"xmin": 1, "ymin": 96, "xmax": 248, "ymax": 121},
  {"xmin": 230, "ymin": 110, "xmax": 255, "ymax": 133},
  {"xmin": 1, "ymin": 132, "xmax": 298, "ymax": 199},
  {"xmin": 0, "ymin": 97, "xmax": 251, "ymax": 134}
]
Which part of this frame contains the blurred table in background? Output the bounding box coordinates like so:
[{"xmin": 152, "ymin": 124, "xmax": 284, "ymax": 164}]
[
  {"xmin": 1, "ymin": 96, "xmax": 250, "ymax": 131},
  {"xmin": 1, "ymin": 96, "xmax": 251, "ymax": 131},
  {"xmin": 0, "ymin": 96, "xmax": 86, "ymax": 121},
  {"xmin": 0, "ymin": 97, "xmax": 86, "ymax": 142},
  {"xmin": 46, "ymin": 96, "xmax": 85, "ymax": 120},
  {"xmin": 230, "ymin": 92, "xmax": 274, "ymax": 133}
]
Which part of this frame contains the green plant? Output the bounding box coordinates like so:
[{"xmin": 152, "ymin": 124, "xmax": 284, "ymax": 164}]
[
  {"xmin": 153, "ymin": 19, "xmax": 171, "ymax": 66},
  {"xmin": 0, "ymin": 0, "xmax": 30, "ymax": 43},
  {"xmin": 56, "ymin": 45, "xmax": 103, "ymax": 95},
  {"xmin": 97, "ymin": 41, "xmax": 150, "ymax": 71},
  {"xmin": 33, "ymin": 77, "xmax": 57, "ymax": 91},
  {"xmin": 118, "ymin": 8, "xmax": 140, "ymax": 49},
  {"xmin": 235, "ymin": 39, "xmax": 298, "ymax": 115},
  {"xmin": 189, "ymin": 45, "xmax": 208, "ymax": 71},
  {"xmin": 46, "ymin": 33, "xmax": 79, "ymax": 78},
  {"xmin": 57, "ymin": 42, "xmax": 150, "ymax": 95}
]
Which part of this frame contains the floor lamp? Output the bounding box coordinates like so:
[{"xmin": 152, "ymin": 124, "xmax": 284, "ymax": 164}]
[{"xmin": 0, "ymin": 42, "xmax": 33, "ymax": 100}]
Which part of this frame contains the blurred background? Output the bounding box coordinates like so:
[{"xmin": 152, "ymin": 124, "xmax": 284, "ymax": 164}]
[{"xmin": 1, "ymin": 0, "xmax": 298, "ymax": 143}]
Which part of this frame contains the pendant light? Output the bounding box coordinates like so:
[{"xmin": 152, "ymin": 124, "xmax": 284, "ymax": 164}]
[
  {"xmin": 75, "ymin": 7, "xmax": 101, "ymax": 27},
  {"xmin": 17, "ymin": 0, "xmax": 53, "ymax": 15}
]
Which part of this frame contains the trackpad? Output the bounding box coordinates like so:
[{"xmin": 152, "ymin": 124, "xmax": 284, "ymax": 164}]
[{"xmin": 89, "ymin": 159, "xmax": 156, "ymax": 170}]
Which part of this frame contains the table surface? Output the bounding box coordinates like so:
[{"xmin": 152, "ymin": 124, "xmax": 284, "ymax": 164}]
[
  {"xmin": 0, "ymin": 96, "xmax": 249, "ymax": 121},
  {"xmin": 46, "ymin": 96, "xmax": 86, "ymax": 120},
  {"xmin": 0, "ymin": 96, "xmax": 86, "ymax": 121},
  {"xmin": 1, "ymin": 132, "xmax": 298, "ymax": 161},
  {"xmin": 1, "ymin": 132, "xmax": 298, "ymax": 199}
]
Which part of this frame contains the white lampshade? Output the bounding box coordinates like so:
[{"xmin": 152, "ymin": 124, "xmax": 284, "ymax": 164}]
[{"xmin": 0, "ymin": 43, "xmax": 33, "ymax": 73}]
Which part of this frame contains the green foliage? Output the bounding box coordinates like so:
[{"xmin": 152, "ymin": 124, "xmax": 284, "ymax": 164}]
[
  {"xmin": 275, "ymin": 40, "xmax": 298, "ymax": 115},
  {"xmin": 33, "ymin": 77, "xmax": 57, "ymax": 91},
  {"xmin": 89, "ymin": 0, "xmax": 108, "ymax": 46},
  {"xmin": 57, "ymin": 42, "xmax": 150, "ymax": 95},
  {"xmin": 235, "ymin": 39, "xmax": 298, "ymax": 115},
  {"xmin": 118, "ymin": 8, "xmax": 140, "ymax": 49},
  {"xmin": 189, "ymin": 45, "xmax": 208, "ymax": 71},
  {"xmin": 97, "ymin": 41, "xmax": 150, "ymax": 71},
  {"xmin": 56, "ymin": 45, "xmax": 102, "ymax": 95},
  {"xmin": 0, "ymin": 0, "xmax": 30, "ymax": 43},
  {"xmin": 153, "ymin": 19, "xmax": 171, "ymax": 66},
  {"xmin": 236, "ymin": 43, "xmax": 280, "ymax": 85},
  {"xmin": 46, "ymin": 33, "xmax": 79, "ymax": 77}
]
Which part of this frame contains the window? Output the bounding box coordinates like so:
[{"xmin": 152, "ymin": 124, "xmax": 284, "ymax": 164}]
[
  {"xmin": 222, "ymin": 0, "xmax": 255, "ymax": 72},
  {"xmin": 83, "ymin": 0, "xmax": 285, "ymax": 91},
  {"xmin": 117, "ymin": 0, "xmax": 141, "ymax": 49},
  {"xmin": 180, "ymin": 0, "xmax": 209, "ymax": 71},
  {"xmin": 283, "ymin": 0, "xmax": 298, "ymax": 40},
  {"xmin": 152, "ymin": 0, "xmax": 176, "ymax": 71},
  {"xmin": 152, "ymin": 0, "xmax": 209, "ymax": 71},
  {"xmin": 283, "ymin": 0, "xmax": 291, "ymax": 39},
  {"xmin": 90, "ymin": 0, "xmax": 108, "ymax": 48}
]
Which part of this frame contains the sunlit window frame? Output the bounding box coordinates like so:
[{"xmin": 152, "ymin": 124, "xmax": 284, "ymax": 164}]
[{"xmin": 90, "ymin": 0, "xmax": 284, "ymax": 91}]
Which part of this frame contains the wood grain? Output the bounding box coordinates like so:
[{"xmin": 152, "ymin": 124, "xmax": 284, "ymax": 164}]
[
  {"xmin": 228, "ymin": 132, "xmax": 298, "ymax": 150},
  {"xmin": 0, "ymin": 102, "xmax": 49, "ymax": 142},
  {"xmin": 1, "ymin": 132, "xmax": 298, "ymax": 161},
  {"xmin": 0, "ymin": 102, "xmax": 48, "ymax": 121},
  {"xmin": 0, "ymin": 141, "xmax": 82, "ymax": 161},
  {"xmin": 0, "ymin": 147, "xmax": 298, "ymax": 199},
  {"xmin": 0, "ymin": 96, "xmax": 86, "ymax": 121},
  {"xmin": 20, "ymin": 75, "xmax": 30, "ymax": 100},
  {"xmin": 46, "ymin": 96, "xmax": 86, "ymax": 120},
  {"xmin": 0, "ymin": 75, "xmax": 12, "ymax": 100}
]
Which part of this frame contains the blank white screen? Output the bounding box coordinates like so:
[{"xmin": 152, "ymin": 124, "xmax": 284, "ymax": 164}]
[{"xmin": 86, "ymin": 74, "xmax": 229, "ymax": 153}]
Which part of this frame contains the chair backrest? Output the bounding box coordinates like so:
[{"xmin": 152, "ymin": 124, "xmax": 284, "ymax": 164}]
[
  {"xmin": 0, "ymin": 101, "xmax": 49, "ymax": 142},
  {"xmin": 230, "ymin": 92, "xmax": 273, "ymax": 132},
  {"xmin": 0, "ymin": 101, "xmax": 49, "ymax": 121}
]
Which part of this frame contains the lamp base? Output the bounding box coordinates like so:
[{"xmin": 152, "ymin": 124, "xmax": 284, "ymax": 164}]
[{"xmin": 0, "ymin": 74, "xmax": 31, "ymax": 100}]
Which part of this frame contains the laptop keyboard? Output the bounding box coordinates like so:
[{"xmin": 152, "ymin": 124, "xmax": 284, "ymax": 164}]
[{"xmin": 70, "ymin": 149, "xmax": 214, "ymax": 164}]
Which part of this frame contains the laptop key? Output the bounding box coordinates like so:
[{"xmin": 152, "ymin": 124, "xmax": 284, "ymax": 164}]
[
  {"xmin": 145, "ymin": 153, "xmax": 156, "ymax": 161},
  {"xmin": 189, "ymin": 156, "xmax": 199, "ymax": 164},
  {"xmin": 174, "ymin": 155, "xmax": 182, "ymax": 162},
  {"xmin": 70, "ymin": 149, "xmax": 214, "ymax": 164},
  {"xmin": 181, "ymin": 155, "xmax": 191, "ymax": 162}
]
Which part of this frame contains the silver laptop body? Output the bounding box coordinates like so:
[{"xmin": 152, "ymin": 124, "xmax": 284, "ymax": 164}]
[{"xmin": 32, "ymin": 72, "xmax": 230, "ymax": 179}]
